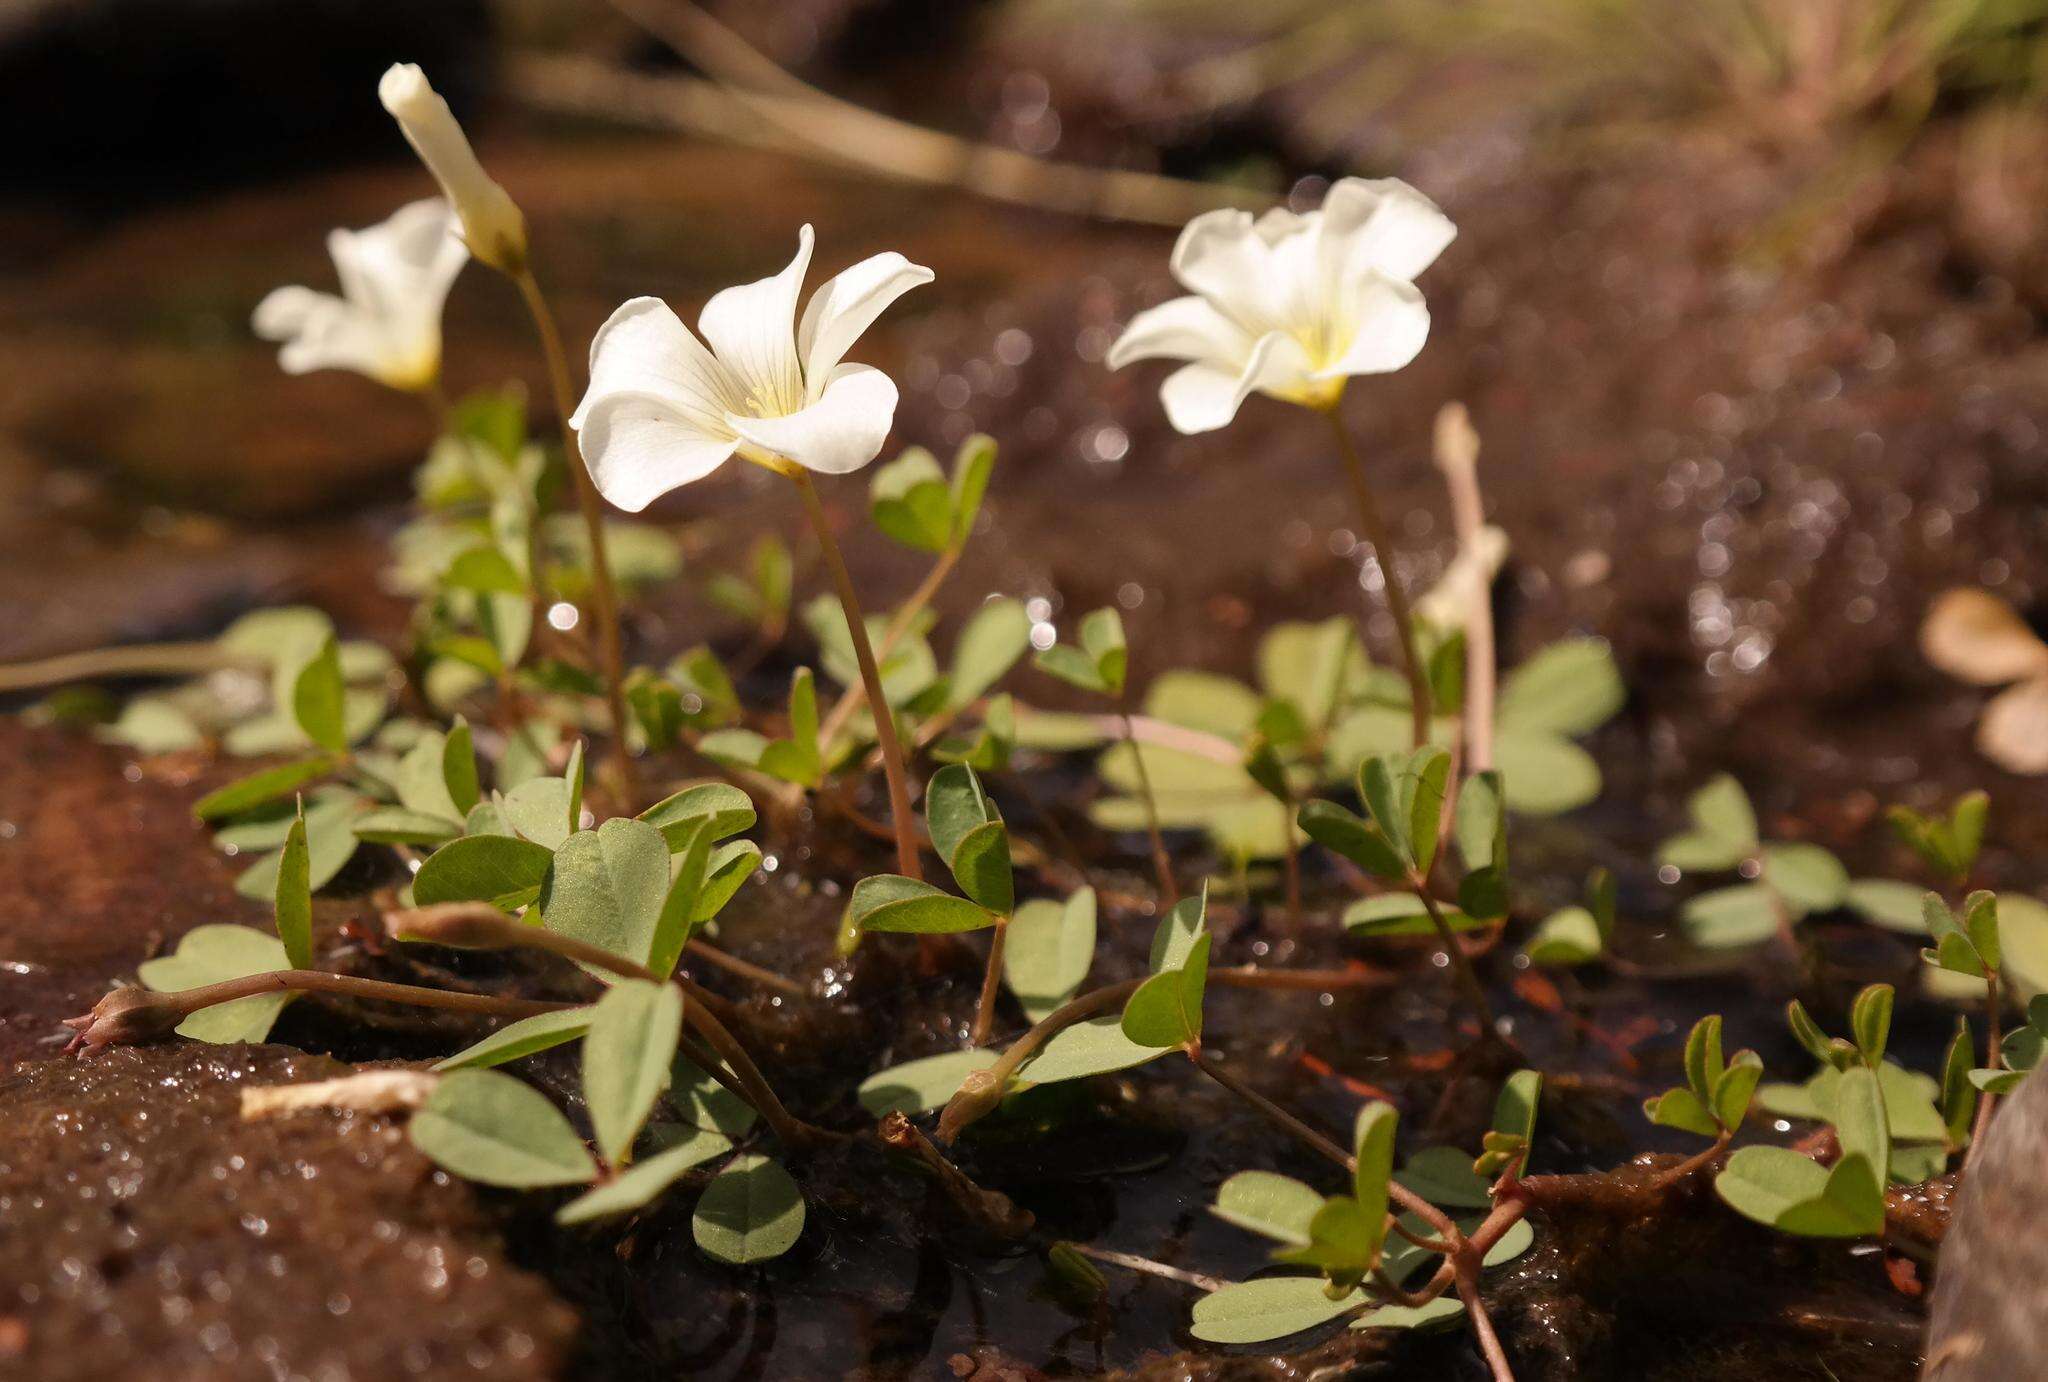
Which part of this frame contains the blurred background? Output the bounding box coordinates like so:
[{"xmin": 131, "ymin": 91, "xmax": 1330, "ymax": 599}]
[{"xmin": 5, "ymin": 0, "xmax": 2048, "ymax": 801}]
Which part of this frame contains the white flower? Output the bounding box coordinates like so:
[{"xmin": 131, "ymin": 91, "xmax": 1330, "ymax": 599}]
[
  {"xmin": 1107, "ymin": 178, "xmax": 1455, "ymax": 433},
  {"xmin": 570, "ymin": 225, "xmax": 932, "ymax": 512},
  {"xmin": 251, "ymin": 197, "xmax": 467, "ymax": 392},
  {"xmin": 378, "ymin": 63, "xmax": 527, "ymax": 274}
]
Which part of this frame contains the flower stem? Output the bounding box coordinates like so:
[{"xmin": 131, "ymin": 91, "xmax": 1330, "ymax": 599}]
[
  {"xmin": 789, "ymin": 468, "xmax": 922, "ymax": 879},
  {"xmin": 1066, "ymin": 1242, "xmax": 1224, "ymax": 1293},
  {"xmin": 972, "ymin": 915, "xmax": 1010, "ymax": 1047},
  {"xmin": 1323, "ymin": 406, "xmax": 1429, "ymax": 749},
  {"xmin": 510, "ymin": 263, "xmax": 639, "ymax": 808},
  {"xmin": 0, "ymin": 641, "xmax": 252, "ymax": 693},
  {"xmin": 684, "ymin": 937, "xmax": 804, "ymax": 998},
  {"xmin": 1433, "ymin": 403, "xmax": 1497, "ymax": 773},
  {"xmin": 1968, "ymin": 970, "xmax": 2002, "ymax": 1166},
  {"xmin": 1120, "ymin": 705, "xmax": 1178, "ymax": 905},
  {"xmin": 819, "ymin": 543, "xmax": 960, "ymax": 749},
  {"xmin": 1410, "ymin": 873, "xmax": 1497, "ymax": 1032}
]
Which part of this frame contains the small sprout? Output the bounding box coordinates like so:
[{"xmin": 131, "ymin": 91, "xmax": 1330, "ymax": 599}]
[
  {"xmin": 1849, "ymin": 983, "xmax": 1894, "ymax": 1067},
  {"xmin": 1886, "ymin": 790, "xmax": 1989, "ymax": 884},
  {"xmin": 1642, "ymin": 1015, "xmax": 1762, "ymax": 1140},
  {"xmin": 1525, "ymin": 867, "xmax": 1615, "ymax": 967},
  {"xmin": 868, "ymin": 435, "xmax": 996, "ymax": 555},
  {"xmin": 1034, "ymin": 607, "xmax": 1128, "ymax": 698},
  {"xmin": 1922, "ymin": 890, "xmax": 2001, "ymax": 980},
  {"xmin": 1940, "ymin": 1017, "xmax": 1978, "ymax": 1147},
  {"xmin": 1716, "ymin": 1063, "xmax": 1890, "ymax": 1238},
  {"xmin": 1474, "ymin": 1069, "xmax": 1541, "ymax": 1179},
  {"xmin": 1658, "ymin": 774, "xmax": 1759, "ymax": 872},
  {"xmin": 700, "ymin": 667, "xmax": 824, "ymax": 789},
  {"xmin": 925, "ymin": 764, "xmax": 1014, "ymax": 914}
]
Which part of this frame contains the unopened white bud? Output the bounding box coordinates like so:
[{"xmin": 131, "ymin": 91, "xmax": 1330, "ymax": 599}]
[{"xmin": 378, "ymin": 63, "xmax": 527, "ymax": 274}]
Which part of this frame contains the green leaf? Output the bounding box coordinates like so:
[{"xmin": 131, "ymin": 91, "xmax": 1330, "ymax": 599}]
[
  {"xmin": 857, "ymin": 1048, "xmax": 1001, "ymax": 1117},
  {"xmin": 1353, "ymin": 1295, "xmax": 1467, "ymax": 1332},
  {"xmin": 1002, "ymin": 887, "xmax": 1097, "ymax": 1023},
  {"xmin": 352, "ymin": 807, "xmax": 463, "ymax": 845},
  {"xmin": 1352, "ymin": 1102, "xmax": 1397, "ymax": 1261},
  {"xmin": 1404, "ymin": 746, "xmax": 1452, "ymax": 877},
  {"xmin": 539, "ymin": 819, "xmax": 672, "ymax": 971},
  {"xmin": 1832, "ymin": 1065, "xmax": 1891, "ymax": 1187},
  {"xmin": 136, "ymin": 925, "xmax": 292, "ymax": 1043},
  {"xmin": 291, "ymin": 637, "xmax": 349, "ymax": 753},
  {"xmin": 1764, "ymin": 843, "xmax": 1850, "ymax": 916},
  {"xmin": 413, "ymin": 834, "xmax": 555, "ymax": 911},
  {"xmin": 556, "ymin": 1127, "xmax": 734, "ymax": 1226},
  {"xmin": 435, "ymin": 1007, "xmax": 594, "ymax": 1070},
  {"xmin": 926, "ymin": 764, "xmax": 1012, "ymax": 913},
  {"xmin": 275, "ymin": 810, "xmax": 314, "ymax": 970},
  {"xmin": 1787, "ymin": 999, "xmax": 1835, "ymax": 1065},
  {"xmin": 1015, "ymin": 1015, "xmax": 1166, "ymax": 1084},
  {"xmin": 232, "ymin": 788, "xmax": 361, "ymax": 899},
  {"xmin": 1496, "ymin": 637, "xmax": 1624, "ymax": 737},
  {"xmin": 1454, "ymin": 769, "xmax": 1506, "ymax": 876},
  {"xmin": 1850, "ymin": 984, "xmax": 1894, "ymax": 1067},
  {"xmin": 1525, "ymin": 906, "xmax": 1602, "ymax": 966},
  {"xmin": 1680, "ymin": 883, "xmax": 1781, "ymax": 950},
  {"xmin": 1342, "ymin": 893, "xmax": 1479, "ymax": 938},
  {"xmin": 1358, "ymin": 754, "xmax": 1412, "ymax": 866},
  {"xmin": 1644, "ymin": 1087, "xmax": 1719, "ymax": 1138},
  {"xmin": 669, "ymin": 1053, "xmax": 759, "ymax": 1137},
  {"xmin": 443, "ymin": 718, "xmax": 480, "ymax": 815},
  {"xmin": 192, "ymin": 754, "xmax": 338, "ymax": 822},
  {"xmin": 638, "ymin": 785, "xmax": 759, "ymax": 850},
  {"xmin": 1684, "ymin": 1015, "xmax": 1725, "ymax": 1104},
  {"xmin": 1941, "ymin": 1017, "xmax": 1978, "ymax": 1148},
  {"xmin": 1950, "ymin": 791, "xmax": 1990, "ymax": 878},
  {"xmin": 1714, "ymin": 1052, "xmax": 1765, "ymax": 1133},
  {"xmin": 1491, "ymin": 1069, "xmax": 1542, "ymax": 1151},
  {"xmin": 647, "ymin": 821, "xmax": 713, "ymax": 979},
  {"xmin": 1080, "ymin": 608, "xmax": 1128, "ymax": 695},
  {"xmin": 1212, "ymin": 1171, "xmax": 1323, "ymax": 1246},
  {"xmin": 848, "ymin": 874, "xmax": 998, "ymax": 933},
  {"xmin": 949, "ymin": 598, "xmax": 1030, "ymax": 708},
  {"xmin": 409, "ymin": 1069, "xmax": 597, "ymax": 1189},
  {"xmin": 1394, "ymin": 1146, "xmax": 1493, "ymax": 1209},
  {"xmin": 583, "ymin": 980, "xmax": 683, "ymax": 1165},
  {"xmin": 1845, "ymin": 878, "xmax": 1932, "ymax": 934},
  {"xmin": 696, "ymin": 841, "xmax": 762, "ymax": 923},
  {"xmin": 1716, "ymin": 1145, "xmax": 1884, "ymax": 1238},
  {"xmin": 1489, "ymin": 730, "xmax": 1603, "ymax": 816},
  {"xmin": 1298, "ymin": 800, "xmax": 1405, "ymax": 880},
  {"xmin": 1190, "ymin": 1277, "xmax": 1364, "ymax": 1344},
  {"xmin": 870, "ymin": 446, "xmax": 953, "ymax": 551},
  {"xmin": 692, "ymin": 1154, "xmax": 805, "ymax": 1264},
  {"xmin": 1121, "ymin": 933, "xmax": 1211, "ymax": 1048},
  {"xmin": 1964, "ymin": 890, "xmax": 2001, "ymax": 972},
  {"xmin": 504, "ymin": 776, "xmax": 578, "ymax": 852},
  {"xmin": 1658, "ymin": 774, "xmax": 1758, "ymax": 872},
  {"xmin": 948, "ymin": 433, "xmax": 996, "ymax": 548}
]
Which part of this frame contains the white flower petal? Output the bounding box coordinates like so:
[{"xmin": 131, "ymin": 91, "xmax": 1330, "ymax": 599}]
[
  {"xmin": 252, "ymin": 285, "xmax": 328, "ymax": 342},
  {"xmin": 1169, "ymin": 209, "xmax": 1273, "ymax": 325},
  {"xmin": 1922, "ymin": 588, "xmax": 2048, "ymax": 686},
  {"xmin": 1105, "ymin": 295, "xmax": 1253, "ymax": 370},
  {"xmin": 1315, "ymin": 272, "xmax": 1431, "ymax": 379},
  {"xmin": 726, "ymin": 363, "xmax": 897, "ymax": 475},
  {"xmin": 254, "ymin": 285, "xmax": 383, "ymax": 379},
  {"xmin": 796, "ymin": 252, "xmax": 932, "ymax": 403},
  {"xmin": 1979, "ymin": 678, "xmax": 2048, "ymax": 774},
  {"xmin": 1156, "ymin": 331, "xmax": 1309, "ymax": 434},
  {"xmin": 700, "ymin": 224, "xmax": 813, "ymax": 418},
  {"xmin": 573, "ymin": 297, "xmax": 740, "ymax": 434},
  {"xmin": 1254, "ymin": 206, "xmax": 1306, "ymax": 244},
  {"xmin": 576, "ymin": 391, "xmax": 738, "ymax": 512},
  {"xmin": 1318, "ymin": 177, "xmax": 1456, "ymax": 285}
]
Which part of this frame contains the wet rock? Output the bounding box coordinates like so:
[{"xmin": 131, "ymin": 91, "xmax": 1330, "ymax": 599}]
[{"xmin": 0, "ymin": 1042, "xmax": 576, "ymax": 1380}]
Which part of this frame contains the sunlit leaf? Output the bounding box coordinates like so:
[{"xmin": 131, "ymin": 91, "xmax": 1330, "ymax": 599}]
[
  {"xmin": 539, "ymin": 819, "xmax": 672, "ymax": 971},
  {"xmin": 435, "ymin": 1007, "xmax": 594, "ymax": 1071},
  {"xmin": 1002, "ymin": 887, "xmax": 1097, "ymax": 1022},
  {"xmin": 413, "ymin": 833, "xmax": 555, "ymax": 911},
  {"xmin": 555, "ymin": 1127, "xmax": 732, "ymax": 1225},
  {"xmin": 410, "ymin": 1069, "xmax": 597, "ymax": 1189},
  {"xmin": 692, "ymin": 1154, "xmax": 805, "ymax": 1264},
  {"xmin": 583, "ymin": 980, "xmax": 683, "ymax": 1165},
  {"xmin": 136, "ymin": 925, "xmax": 292, "ymax": 1043},
  {"xmin": 857, "ymin": 1048, "xmax": 1000, "ymax": 1117}
]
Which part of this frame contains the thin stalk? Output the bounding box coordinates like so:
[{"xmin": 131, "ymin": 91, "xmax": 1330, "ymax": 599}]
[
  {"xmin": 819, "ymin": 543, "xmax": 960, "ymax": 748},
  {"xmin": 1968, "ymin": 971, "xmax": 2002, "ymax": 1165},
  {"xmin": 1279, "ymin": 799, "xmax": 1305, "ymax": 932},
  {"xmin": 1187, "ymin": 1043, "xmax": 1458, "ymax": 1241},
  {"xmin": 1119, "ymin": 703, "xmax": 1179, "ymax": 906},
  {"xmin": 156, "ymin": 971, "xmax": 566, "ymax": 1023},
  {"xmin": 1433, "ymin": 403, "xmax": 1497, "ymax": 773},
  {"xmin": 684, "ymin": 937, "xmax": 805, "ymax": 998},
  {"xmin": 1068, "ymin": 1242, "xmax": 1225, "ymax": 1293},
  {"xmin": 510, "ymin": 264, "xmax": 639, "ymax": 807},
  {"xmin": 0, "ymin": 642, "xmax": 252, "ymax": 693},
  {"xmin": 1458, "ymin": 1254, "xmax": 1516, "ymax": 1382},
  {"xmin": 671, "ymin": 973, "xmax": 841, "ymax": 1150},
  {"xmin": 1323, "ymin": 406, "xmax": 1429, "ymax": 749},
  {"xmin": 1648, "ymin": 1133, "xmax": 1731, "ymax": 1190},
  {"xmin": 972, "ymin": 915, "xmax": 1010, "ymax": 1047},
  {"xmin": 789, "ymin": 468, "xmax": 922, "ymax": 879},
  {"xmin": 1411, "ymin": 874, "xmax": 1497, "ymax": 1032}
]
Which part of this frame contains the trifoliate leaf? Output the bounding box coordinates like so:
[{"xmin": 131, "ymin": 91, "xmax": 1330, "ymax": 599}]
[{"xmin": 410, "ymin": 1069, "xmax": 597, "ymax": 1189}]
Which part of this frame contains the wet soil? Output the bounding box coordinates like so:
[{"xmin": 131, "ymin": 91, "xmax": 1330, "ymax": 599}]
[{"xmin": 4, "ymin": 98, "xmax": 2043, "ymax": 1378}]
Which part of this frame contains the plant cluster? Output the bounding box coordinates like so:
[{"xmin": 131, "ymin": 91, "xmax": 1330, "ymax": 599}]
[{"xmin": 25, "ymin": 59, "xmax": 2037, "ymax": 1382}]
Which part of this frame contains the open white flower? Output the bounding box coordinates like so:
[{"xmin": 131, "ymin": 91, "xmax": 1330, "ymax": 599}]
[
  {"xmin": 378, "ymin": 63, "xmax": 527, "ymax": 274},
  {"xmin": 570, "ymin": 224, "xmax": 932, "ymax": 512},
  {"xmin": 251, "ymin": 197, "xmax": 467, "ymax": 392},
  {"xmin": 1107, "ymin": 178, "xmax": 1455, "ymax": 433}
]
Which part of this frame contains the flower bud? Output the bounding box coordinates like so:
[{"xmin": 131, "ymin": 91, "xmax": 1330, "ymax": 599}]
[
  {"xmin": 378, "ymin": 64, "xmax": 528, "ymax": 274},
  {"xmin": 63, "ymin": 986, "xmax": 185, "ymax": 1051},
  {"xmin": 383, "ymin": 902, "xmax": 524, "ymax": 949}
]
